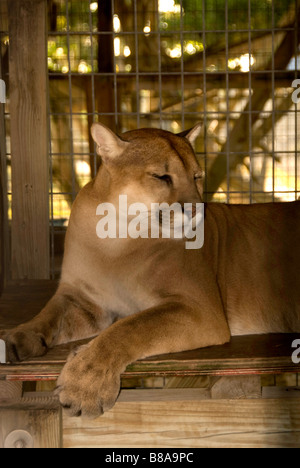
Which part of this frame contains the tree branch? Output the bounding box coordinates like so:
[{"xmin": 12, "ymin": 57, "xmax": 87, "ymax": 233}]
[{"xmin": 206, "ymin": 11, "xmax": 300, "ymax": 200}]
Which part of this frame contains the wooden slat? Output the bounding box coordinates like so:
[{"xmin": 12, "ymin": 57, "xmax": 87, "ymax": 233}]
[
  {"xmin": 8, "ymin": 0, "xmax": 49, "ymax": 279},
  {"xmin": 117, "ymin": 388, "xmax": 211, "ymax": 402},
  {"xmin": 124, "ymin": 334, "xmax": 300, "ymax": 377},
  {"xmin": 1, "ymin": 335, "xmax": 299, "ymax": 381},
  {"xmin": 63, "ymin": 396, "xmax": 300, "ymax": 448}
]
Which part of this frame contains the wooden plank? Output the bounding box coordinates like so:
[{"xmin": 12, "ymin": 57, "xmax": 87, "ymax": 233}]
[
  {"xmin": 0, "ymin": 381, "xmax": 22, "ymax": 400},
  {"xmin": 0, "ymin": 406, "xmax": 61, "ymax": 448},
  {"xmin": 275, "ymin": 373, "xmax": 298, "ymax": 387},
  {"xmin": 164, "ymin": 376, "xmax": 210, "ymax": 388},
  {"xmin": 117, "ymin": 388, "xmax": 211, "ymax": 402},
  {"xmin": 0, "ymin": 386, "xmax": 61, "ymax": 448},
  {"xmin": 1, "ymin": 334, "xmax": 300, "ymax": 381},
  {"xmin": 210, "ymin": 376, "xmax": 262, "ymax": 399},
  {"xmin": 0, "ymin": 392, "xmax": 60, "ymax": 410},
  {"xmin": 63, "ymin": 397, "xmax": 300, "ymax": 448},
  {"xmin": 8, "ymin": 0, "xmax": 49, "ymax": 279},
  {"xmin": 262, "ymin": 387, "xmax": 300, "ymax": 399}
]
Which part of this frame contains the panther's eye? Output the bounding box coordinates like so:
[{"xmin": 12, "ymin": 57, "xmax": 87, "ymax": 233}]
[
  {"xmin": 152, "ymin": 174, "xmax": 173, "ymax": 186},
  {"xmin": 194, "ymin": 172, "xmax": 203, "ymax": 181}
]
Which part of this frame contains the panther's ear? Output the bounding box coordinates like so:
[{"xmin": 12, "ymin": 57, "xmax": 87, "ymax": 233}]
[
  {"xmin": 91, "ymin": 123, "xmax": 129, "ymax": 160},
  {"xmin": 177, "ymin": 123, "xmax": 202, "ymax": 148}
]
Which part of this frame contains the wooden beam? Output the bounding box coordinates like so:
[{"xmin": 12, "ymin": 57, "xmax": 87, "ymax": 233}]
[
  {"xmin": 63, "ymin": 396, "xmax": 300, "ymax": 448},
  {"xmin": 0, "ymin": 406, "xmax": 61, "ymax": 448},
  {"xmin": 0, "ymin": 0, "xmax": 8, "ymax": 290},
  {"xmin": 0, "ymin": 83, "xmax": 8, "ymax": 291},
  {"xmin": 210, "ymin": 375, "xmax": 262, "ymax": 399},
  {"xmin": 0, "ymin": 381, "xmax": 22, "ymax": 401},
  {"xmin": 8, "ymin": 0, "xmax": 49, "ymax": 279}
]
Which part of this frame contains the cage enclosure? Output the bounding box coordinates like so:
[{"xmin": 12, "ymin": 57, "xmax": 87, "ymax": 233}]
[{"xmin": 0, "ymin": 0, "xmax": 300, "ymax": 449}]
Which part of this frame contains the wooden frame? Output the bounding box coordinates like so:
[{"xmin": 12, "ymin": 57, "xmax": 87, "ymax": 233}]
[{"xmin": 8, "ymin": 0, "xmax": 49, "ymax": 280}]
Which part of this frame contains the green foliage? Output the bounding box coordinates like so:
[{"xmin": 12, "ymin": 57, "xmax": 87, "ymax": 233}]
[
  {"xmin": 47, "ymin": 0, "xmax": 296, "ymax": 73},
  {"xmin": 180, "ymin": 0, "xmax": 294, "ymax": 31}
]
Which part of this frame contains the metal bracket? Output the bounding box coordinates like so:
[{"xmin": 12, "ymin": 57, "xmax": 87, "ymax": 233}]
[{"xmin": 0, "ymin": 339, "xmax": 6, "ymax": 364}]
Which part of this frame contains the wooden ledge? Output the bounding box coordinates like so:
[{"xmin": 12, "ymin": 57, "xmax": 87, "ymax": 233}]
[
  {"xmin": 0, "ymin": 281, "xmax": 300, "ymax": 381},
  {"xmin": 0, "ymin": 333, "xmax": 299, "ymax": 381}
]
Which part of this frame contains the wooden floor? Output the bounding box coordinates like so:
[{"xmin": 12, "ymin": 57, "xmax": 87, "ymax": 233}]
[{"xmin": 1, "ymin": 281, "xmax": 300, "ymax": 448}]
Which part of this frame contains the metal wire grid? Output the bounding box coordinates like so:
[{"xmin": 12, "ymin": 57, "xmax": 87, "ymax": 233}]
[
  {"xmin": 1, "ymin": 0, "xmax": 299, "ymax": 278},
  {"xmin": 47, "ymin": 1, "xmax": 299, "ymax": 206}
]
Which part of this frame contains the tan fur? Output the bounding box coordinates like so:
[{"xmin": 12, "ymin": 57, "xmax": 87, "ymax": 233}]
[{"xmin": 1, "ymin": 123, "xmax": 299, "ymax": 418}]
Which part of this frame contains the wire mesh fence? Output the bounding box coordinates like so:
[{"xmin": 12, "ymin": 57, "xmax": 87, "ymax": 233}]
[{"xmin": 1, "ymin": 0, "xmax": 300, "ymax": 277}]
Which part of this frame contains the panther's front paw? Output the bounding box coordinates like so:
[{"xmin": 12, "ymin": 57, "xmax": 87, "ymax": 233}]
[
  {"xmin": 55, "ymin": 342, "xmax": 121, "ymax": 419},
  {"xmin": 0, "ymin": 329, "xmax": 48, "ymax": 362}
]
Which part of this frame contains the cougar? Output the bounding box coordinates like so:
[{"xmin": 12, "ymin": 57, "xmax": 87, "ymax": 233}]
[{"xmin": 1, "ymin": 123, "xmax": 300, "ymax": 418}]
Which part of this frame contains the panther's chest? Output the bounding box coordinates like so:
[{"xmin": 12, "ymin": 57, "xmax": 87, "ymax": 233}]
[{"xmin": 86, "ymin": 272, "xmax": 158, "ymax": 319}]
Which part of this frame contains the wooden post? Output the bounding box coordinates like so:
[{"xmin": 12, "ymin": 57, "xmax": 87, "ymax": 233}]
[
  {"xmin": 0, "ymin": 0, "xmax": 9, "ymax": 290},
  {"xmin": 8, "ymin": 0, "xmax": 49, "ymax": 279},
  {"xmin": 63, "ymin": 390, "xmax": 300, "ymax": 448},
  {"xmin": 0, "ymin": 383, "xmax": 61, "ymax": 448},
  {"xmin": 96, "ymin": 0, "xmax": 115, "ymax": 131},
  {"xmin": 0, "ymin": 82, "xmax": 8, "ymax": 291}
]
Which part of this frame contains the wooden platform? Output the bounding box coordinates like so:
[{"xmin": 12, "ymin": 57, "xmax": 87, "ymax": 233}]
[
  {"xmin": 0, "ymin": 281, "xmax": 300, "ymax": 448},
  {"xmin": 0, "ymin": 281, "xmax": 299, "ymax": 381}
]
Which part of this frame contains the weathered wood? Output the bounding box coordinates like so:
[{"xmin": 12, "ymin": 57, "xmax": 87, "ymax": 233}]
[
  {"xmin": 0, "ymin": 392, "xmax": 60, "ymax": 410},
  {"xmin": 0, "ymin": 11, "xmax": 8, "ymax": 291},
  {"xmin": 8, "ymin": 0, "xmax": 49, "ymax": 279},
  {"xmin": 164, "ymin": 375, "xmax": 210, "ymax": 388},
  {"xmin": 262, "ymin": 387, "xmax": 300, "ymax": 399},
  {"xmin": 275, "ymin": 373, "xmax": 298, "ymax": 387},
  {"xmin": 0, "ymin": 387, "xmax": 60, "ymax": 448},
  {"xmin": 0, "ymin": 381, "xmax": 22, "ymax": 400},
  {"xmin": 63, "ymin": 397, "xmax": 300, "ymax": 448},
  {"xmin": 4, "ymin": 429, "xmax": 34, "ymax": 448},
  {"xmin": 211, "ymin": 376, "xmax": 262, "ymax": 399},
  {"xmin": 0, "ymin": 342, "xmax": 298, "ymax": 385},
  {"xmin": 1, "ymin": 332, "xmax": 300, "ymax": 381},
  {"xmin": 117, "ymin": 388, "xmax": 211, "ymax": 403},
  {"xmin": 0, "ymin": 406, "xmax": 61, "ymax": 448}
]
